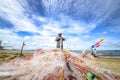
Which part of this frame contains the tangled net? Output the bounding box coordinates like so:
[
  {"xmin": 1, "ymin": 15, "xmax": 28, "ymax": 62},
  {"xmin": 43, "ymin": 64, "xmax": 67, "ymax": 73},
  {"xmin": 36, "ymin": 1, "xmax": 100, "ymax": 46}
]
[{"xmin": 0, "ymin": 49, "xmax": 116, "ymax": 80}]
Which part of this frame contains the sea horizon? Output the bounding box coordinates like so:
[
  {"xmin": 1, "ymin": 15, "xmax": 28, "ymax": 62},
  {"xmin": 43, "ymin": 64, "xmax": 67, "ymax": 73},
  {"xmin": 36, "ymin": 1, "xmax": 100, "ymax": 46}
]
[
  {"xmin": 2, "ymin": 49, "xmax": 120, "ymax": 58},
  {"xmin": 70, "ymin": 50, "xmax": 120, "ymax": 58}
]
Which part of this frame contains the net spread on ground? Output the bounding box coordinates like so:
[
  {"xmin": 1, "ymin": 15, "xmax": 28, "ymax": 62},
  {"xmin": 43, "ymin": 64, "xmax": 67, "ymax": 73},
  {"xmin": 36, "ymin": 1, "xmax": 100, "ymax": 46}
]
[{"xmin": 0, "ymin": 49, "xmax": 116, "ymax": 80}]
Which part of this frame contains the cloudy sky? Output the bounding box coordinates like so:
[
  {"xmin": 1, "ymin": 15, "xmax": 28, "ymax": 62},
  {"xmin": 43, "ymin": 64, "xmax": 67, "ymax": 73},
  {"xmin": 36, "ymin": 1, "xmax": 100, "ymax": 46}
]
[{"xmin": 0, "ymin": 0, "xmax": 120, "ymax": 50}]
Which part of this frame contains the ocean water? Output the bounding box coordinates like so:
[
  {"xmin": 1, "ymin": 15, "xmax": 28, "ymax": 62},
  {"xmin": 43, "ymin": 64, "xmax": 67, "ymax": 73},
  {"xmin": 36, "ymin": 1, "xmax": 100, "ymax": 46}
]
[
  {"xmin": 70, "ymin": 50, "xmax": 120, "ymax": 58},
  {"xmin": 26, "ymin": 50, "xmax": 120, "ymax": 58}
]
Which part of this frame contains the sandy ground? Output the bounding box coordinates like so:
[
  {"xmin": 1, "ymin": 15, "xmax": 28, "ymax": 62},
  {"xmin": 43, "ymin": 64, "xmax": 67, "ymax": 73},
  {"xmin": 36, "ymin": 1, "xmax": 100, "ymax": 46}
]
[{"xmin": 87, "ymin": 58, "xmax": 120, "ymax": 80}]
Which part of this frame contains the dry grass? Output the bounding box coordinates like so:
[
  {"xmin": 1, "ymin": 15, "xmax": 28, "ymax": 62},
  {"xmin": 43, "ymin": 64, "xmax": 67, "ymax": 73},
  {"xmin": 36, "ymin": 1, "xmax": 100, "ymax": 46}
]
[
  {"xmin": 0, "ymin": 50, "xmax": 33, "ymax": 63},
  {"xmin": 87, "ymin": 58, "xmax": 120, "ymax": 79}
]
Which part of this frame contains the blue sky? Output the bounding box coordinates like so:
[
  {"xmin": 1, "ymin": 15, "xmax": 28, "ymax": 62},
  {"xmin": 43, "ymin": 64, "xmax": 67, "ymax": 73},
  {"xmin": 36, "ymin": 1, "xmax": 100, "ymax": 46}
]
[{"xmin": 0, "ymin": 0, "xmax": 120, "ymax": 50}]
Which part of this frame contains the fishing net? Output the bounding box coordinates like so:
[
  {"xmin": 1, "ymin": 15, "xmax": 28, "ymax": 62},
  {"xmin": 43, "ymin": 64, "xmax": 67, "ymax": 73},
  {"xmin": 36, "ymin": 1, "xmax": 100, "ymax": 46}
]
[{"xmin": 0, "ymin": 49, "xmax": 116, "ymax": 80}]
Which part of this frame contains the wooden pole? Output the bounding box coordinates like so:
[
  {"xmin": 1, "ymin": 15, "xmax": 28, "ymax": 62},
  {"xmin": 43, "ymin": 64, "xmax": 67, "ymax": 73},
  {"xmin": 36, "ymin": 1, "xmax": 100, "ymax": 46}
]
[
  {"xmin": 0, "ymin": 40, "xmax": 2, "ymax": 47},
  {"xmin": 20, "ymin": 42, "xmax": 25, "ymax": 57}
]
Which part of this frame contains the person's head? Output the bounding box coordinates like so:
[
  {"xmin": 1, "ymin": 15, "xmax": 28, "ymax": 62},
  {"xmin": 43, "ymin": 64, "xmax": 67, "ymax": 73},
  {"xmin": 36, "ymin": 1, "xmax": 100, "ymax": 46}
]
[{"xmin": 58, "ymin": 33, "xmax": 62, "ymax": 37}]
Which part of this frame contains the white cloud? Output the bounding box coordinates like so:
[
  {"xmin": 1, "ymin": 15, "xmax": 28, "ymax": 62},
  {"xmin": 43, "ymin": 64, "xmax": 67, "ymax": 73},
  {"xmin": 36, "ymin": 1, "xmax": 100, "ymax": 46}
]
[
  {"xmin": 0, "ymin": 0, "xmax": 120, "ymax": 50},
  {"xmin": 0, "ymin": 27, "xmax": 92, "ymax": 50},
  {"xmin": 42, "ymin": 0, "xmax": 117, "ymax": 21},
  {"xmin": 83, "ymin": 35, "xmax": 90, "ymax": 39},
  {"xmin": 103, "ymin": 32, "xmax": 108, "ymax": 34},
  {"xmin": 42, "ymin": 0, "xmax": 120, "ymax": 32},
  {"xmin": 42, "ymin": 23, "xmax": 64, "ymax": 34},
  {"xmin": 32, "ymin": 15, "xmax": 46, "ymax": 22},
  {"xmin": 110, "ymin": 26, "xmax": 120, "ymax": 33},
  {"xmin": 23, "ymin": 35, "xmax": 56, "ymax": 50},
  {"xmin": 0, "ymin": 0, "xmax": 24, "ymax": 18},
  {"xmin": 0, "ymin": 28, "xmax": 119, "ymax": 50},
  {"xmin": 100, "ymin": 37, "xmax": 120, "ymax": 50},
  {"xmin": 0, "ymin": 28, "xmax": 56, "ymax": 50},
  {"xmin": 13, "ymin": 18, "xmax": 39, "ymax": 32},
  {"xmin": 0, "ymin": 0, "xmax": 40, "ymax": 33},
  {"xmin": 67, "ymin": 22, "xmax": 96, "ymax": 34},
  {"xmin": 38, "ymin": 16, "xmax": 46, "ymax": 22},
  {"xmin": 68, "ymin": 23, "xmax": 84, "ymax": 33},
  {"xmin": 24, "ymin": 36, "xmax": 31, "ymax": 40},
  {"xmin": 0, "ymin": 29, "xmax": 23, "ymax": 49}
]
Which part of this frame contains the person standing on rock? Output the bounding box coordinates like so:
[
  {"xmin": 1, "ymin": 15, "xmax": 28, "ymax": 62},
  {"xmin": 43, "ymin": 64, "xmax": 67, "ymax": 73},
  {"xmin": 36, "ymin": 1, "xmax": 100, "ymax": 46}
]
[{"xmin": 55, "ymin": 33, "xmax": 65, "ymax": 50}]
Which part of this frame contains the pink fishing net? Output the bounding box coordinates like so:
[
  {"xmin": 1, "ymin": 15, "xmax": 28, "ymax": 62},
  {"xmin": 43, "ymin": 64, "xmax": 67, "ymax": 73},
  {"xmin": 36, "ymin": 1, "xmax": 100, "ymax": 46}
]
[{"xmin": 0, "ymin": 49, "xmax": 116, "ymax": 80}]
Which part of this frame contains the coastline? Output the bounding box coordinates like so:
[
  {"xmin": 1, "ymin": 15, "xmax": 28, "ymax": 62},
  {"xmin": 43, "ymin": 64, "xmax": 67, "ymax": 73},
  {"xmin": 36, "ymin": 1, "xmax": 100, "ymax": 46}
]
[{"xmin": 98, "ymin": 56, "xmax": 120, "ymax": 58}]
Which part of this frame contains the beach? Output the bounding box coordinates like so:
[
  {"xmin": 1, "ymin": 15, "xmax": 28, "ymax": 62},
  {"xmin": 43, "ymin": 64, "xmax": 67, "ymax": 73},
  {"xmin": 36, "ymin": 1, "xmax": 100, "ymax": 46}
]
[{"xmin": 87, "ymin": 58, "xmax": 120, "ymax": 79}]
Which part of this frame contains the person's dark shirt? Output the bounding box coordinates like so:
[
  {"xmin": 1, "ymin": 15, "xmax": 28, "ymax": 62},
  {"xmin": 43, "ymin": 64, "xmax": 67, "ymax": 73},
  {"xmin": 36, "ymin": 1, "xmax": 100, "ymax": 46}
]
[{"xmin": 55, "ymin": 37, "xmax": 65, "ymax": 48}]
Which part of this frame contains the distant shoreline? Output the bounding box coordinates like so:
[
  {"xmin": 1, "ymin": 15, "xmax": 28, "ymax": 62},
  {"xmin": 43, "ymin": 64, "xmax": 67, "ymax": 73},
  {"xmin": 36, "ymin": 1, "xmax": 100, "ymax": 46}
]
[
  {"xmin": 98, "ymin": 56, "xmax": 120, "ymax": 58},
  {"xmin": 1, "ymin": 49, "xmax": 120, "ymax": 58},
  {"xmin": 71, "ymin": 50, "xmax": 120, "ymax": 58}
]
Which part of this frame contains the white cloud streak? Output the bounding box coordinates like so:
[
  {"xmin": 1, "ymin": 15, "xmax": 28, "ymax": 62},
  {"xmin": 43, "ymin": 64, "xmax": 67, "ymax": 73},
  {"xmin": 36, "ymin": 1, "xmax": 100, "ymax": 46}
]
[
  {"xmin": 0, "ymin": 0, "xmax": 40, "ymax": 33},
  {"xmin": 0, "ymin": 0, "xmax": 120, "ymax": 50}
]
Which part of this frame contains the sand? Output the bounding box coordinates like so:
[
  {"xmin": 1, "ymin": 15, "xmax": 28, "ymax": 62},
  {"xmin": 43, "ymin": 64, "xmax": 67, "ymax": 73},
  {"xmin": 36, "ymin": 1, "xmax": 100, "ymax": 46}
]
[{"xmin": 86, "ymin": 58, "xmax": 120, "ymax": 79}]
